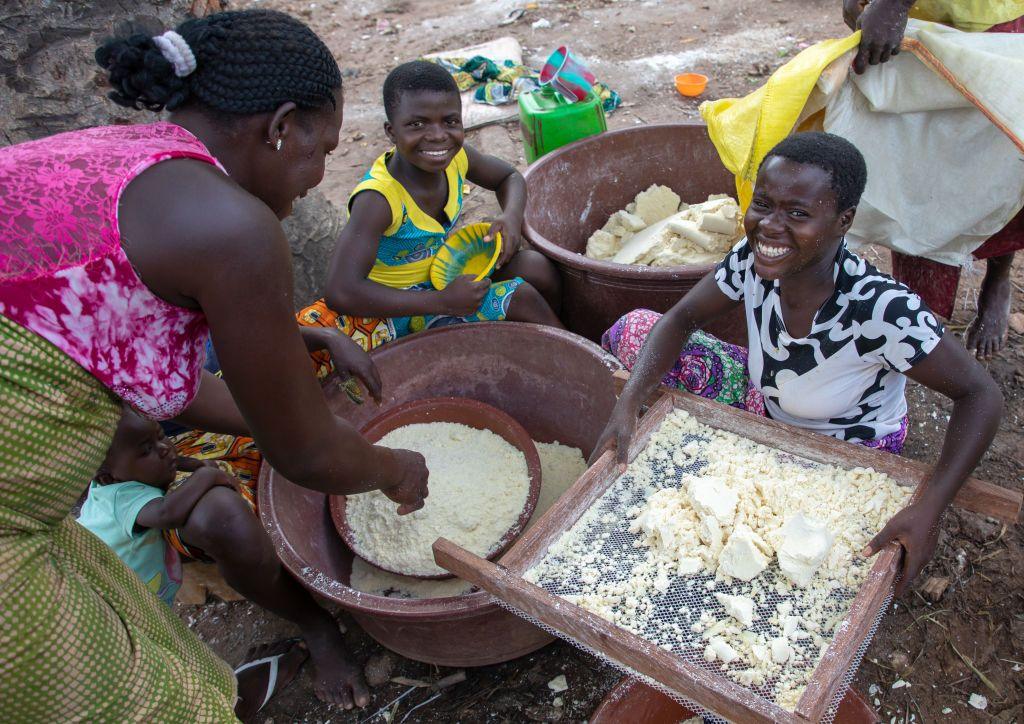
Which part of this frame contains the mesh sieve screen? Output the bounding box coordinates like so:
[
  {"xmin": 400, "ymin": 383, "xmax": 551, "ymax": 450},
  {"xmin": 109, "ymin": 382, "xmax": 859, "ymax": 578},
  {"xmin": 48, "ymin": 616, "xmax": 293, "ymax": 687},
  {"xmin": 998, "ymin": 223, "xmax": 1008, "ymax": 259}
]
[{"xmin": 517, "ymin": 409, "xmax": 905, "ymax": 721}]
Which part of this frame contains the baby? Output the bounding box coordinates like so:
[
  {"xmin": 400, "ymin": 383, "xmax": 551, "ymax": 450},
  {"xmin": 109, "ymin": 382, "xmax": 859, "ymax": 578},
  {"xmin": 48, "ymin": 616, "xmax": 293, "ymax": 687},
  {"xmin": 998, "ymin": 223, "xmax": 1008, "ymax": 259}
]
[{"xmin": 78, "ymin": 407, "xmax": 234, "ymax": 605}]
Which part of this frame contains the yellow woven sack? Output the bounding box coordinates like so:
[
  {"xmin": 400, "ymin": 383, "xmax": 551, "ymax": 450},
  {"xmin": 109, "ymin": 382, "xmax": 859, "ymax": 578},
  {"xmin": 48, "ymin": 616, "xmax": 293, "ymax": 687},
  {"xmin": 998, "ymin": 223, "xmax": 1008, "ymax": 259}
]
[{"xmin": 699, "ymin": 33, "xmax": 860, "ymax": 211}]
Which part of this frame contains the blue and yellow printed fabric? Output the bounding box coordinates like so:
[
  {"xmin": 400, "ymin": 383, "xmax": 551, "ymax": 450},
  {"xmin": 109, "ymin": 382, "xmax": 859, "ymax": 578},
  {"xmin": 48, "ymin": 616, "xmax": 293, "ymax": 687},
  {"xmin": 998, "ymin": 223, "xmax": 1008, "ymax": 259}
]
[{"xmin": 348, "ymin": 148, "xmax": 522, "ymax": 338}]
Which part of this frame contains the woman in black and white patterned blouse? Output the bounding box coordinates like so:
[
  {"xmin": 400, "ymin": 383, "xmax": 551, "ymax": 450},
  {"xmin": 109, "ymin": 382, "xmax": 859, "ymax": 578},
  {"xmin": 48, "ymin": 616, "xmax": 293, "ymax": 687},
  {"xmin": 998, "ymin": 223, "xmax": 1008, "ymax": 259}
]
[{"xmin": 594, "ymin": 132, "xmax": 1002, "ymax": 592}]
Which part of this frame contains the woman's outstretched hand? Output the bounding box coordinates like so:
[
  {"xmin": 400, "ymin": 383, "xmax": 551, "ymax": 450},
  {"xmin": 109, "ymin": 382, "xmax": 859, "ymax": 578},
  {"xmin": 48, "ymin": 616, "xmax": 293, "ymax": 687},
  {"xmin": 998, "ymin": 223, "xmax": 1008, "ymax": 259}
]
[
  {"xmin": 381, "ymin": 448, "xmax": 430, "ymax": 515},
  {"xmin": 862, "ymin": 500, "xmax": 942, "ymax": 596},
  {"xmin": 588, "ymin": 399, "xmax": 641, "ymax": 466}
]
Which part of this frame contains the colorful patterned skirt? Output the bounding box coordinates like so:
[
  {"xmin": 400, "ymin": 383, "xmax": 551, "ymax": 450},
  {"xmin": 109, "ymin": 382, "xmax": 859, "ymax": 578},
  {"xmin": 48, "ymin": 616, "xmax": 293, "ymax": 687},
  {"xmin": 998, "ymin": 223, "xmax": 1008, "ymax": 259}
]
[
  {"xmin": 602, "ymin": 309, "xmax": 908, "ymax": 455},
  {"xmin": 0, "ymin": 313, "xmax": 237, "ymax": 721}
]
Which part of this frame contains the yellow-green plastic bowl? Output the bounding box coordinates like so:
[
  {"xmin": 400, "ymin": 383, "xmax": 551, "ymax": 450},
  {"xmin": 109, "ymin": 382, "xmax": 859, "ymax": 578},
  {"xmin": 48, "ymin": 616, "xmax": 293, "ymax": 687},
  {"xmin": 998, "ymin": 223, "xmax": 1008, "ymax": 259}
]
[{"xmin": 430, "ymin": 222, "xmax": 503, "ymax": 290}]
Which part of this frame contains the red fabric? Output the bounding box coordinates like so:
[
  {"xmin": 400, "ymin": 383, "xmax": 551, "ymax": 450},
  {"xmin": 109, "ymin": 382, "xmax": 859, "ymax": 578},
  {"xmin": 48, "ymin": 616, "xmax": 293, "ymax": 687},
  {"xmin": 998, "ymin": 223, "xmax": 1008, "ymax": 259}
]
[
  {"xmin": 989, "ymin": 16, "xmax": 1024, "ymax": 32},
  {"xmin": 892, "ymin": 207, "xmax": 1024, "ymax": 318},
  {"xmin": 889, "ymin": 14, "xmax": 1024, "ymax": 318}
]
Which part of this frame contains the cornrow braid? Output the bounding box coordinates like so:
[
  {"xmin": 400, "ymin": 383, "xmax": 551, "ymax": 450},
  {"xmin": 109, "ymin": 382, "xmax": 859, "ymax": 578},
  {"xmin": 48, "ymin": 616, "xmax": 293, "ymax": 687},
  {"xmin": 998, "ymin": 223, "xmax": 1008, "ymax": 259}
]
[{"xmin": 95, "ymin": 9, "xmax": 342, "ymax": 115}]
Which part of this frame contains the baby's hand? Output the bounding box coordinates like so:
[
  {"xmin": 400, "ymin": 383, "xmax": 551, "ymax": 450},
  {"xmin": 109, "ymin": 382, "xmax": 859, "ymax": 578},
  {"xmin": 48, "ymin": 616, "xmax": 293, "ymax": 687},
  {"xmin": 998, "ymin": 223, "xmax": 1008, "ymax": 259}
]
[
  {"xmin": 175, "ymin": 457, "xmax": 217, "ymax": 473},
  {"xmin": 183, "ymin": 466, "xmax": 239, "ymax": 493}
]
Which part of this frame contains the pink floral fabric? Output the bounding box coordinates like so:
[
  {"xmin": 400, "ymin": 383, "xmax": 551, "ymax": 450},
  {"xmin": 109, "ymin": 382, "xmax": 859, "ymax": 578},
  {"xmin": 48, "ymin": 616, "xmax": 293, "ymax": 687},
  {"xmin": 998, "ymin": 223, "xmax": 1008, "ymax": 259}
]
[{"xmin": 0, "ymin": 123, "xmax": 222, "ymax": 419}]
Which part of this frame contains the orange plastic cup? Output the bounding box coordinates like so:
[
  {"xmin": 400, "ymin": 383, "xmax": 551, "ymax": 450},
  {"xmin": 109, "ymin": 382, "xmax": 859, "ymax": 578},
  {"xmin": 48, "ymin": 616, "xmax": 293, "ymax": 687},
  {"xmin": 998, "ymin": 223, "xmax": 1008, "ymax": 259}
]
[{"xmin": 675, "ymin": 72, "xmax": 708, "ymax": 97}]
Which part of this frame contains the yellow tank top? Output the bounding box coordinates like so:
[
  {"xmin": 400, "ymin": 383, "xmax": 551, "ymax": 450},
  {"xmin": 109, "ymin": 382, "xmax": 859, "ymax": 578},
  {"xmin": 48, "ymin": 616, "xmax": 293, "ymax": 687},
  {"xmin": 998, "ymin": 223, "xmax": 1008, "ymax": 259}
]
[{"xmin": 909, "ymin": 0, "xmax": 1024, "ymax": 31}]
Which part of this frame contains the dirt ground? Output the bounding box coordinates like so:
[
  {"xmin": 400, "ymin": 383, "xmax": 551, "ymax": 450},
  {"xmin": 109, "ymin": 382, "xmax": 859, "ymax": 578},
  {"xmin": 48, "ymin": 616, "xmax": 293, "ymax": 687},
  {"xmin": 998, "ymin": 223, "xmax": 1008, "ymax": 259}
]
[{"xmin": 177, "ymin": 0, "xmax": 1024, "ymax": 721}]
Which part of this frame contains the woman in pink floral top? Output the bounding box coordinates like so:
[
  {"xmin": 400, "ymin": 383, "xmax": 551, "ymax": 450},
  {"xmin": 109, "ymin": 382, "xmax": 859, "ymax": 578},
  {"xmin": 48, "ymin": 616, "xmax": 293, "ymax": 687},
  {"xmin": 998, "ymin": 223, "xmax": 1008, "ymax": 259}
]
[{"xmin": 0, "ymin": 10, "xmax": 428, "ymax": 720}]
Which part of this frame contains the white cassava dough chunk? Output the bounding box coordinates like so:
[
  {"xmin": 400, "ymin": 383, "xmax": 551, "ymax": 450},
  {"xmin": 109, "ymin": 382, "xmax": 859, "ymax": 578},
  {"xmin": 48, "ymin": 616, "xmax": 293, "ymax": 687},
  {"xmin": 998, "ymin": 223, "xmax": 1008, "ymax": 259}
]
[
  {"xmin": 345, "ymin": 422, "xmax": 530, "ymax": 577},
  {"xmin": 718, "ymin": 525, "xmax": 772, "ymax": 581},
  {"xmin": 777, "ymin": 514, "xmax": 834, "ymax": 587},
  {"xmin": 584, "ymin": 229, "xmax": 619, "ymax": 260},
  {"xmin": 688, "ymin": 476, "xmax": 738, "ymax": 524},
  {"xmin": 583, "ymin": 185, "xmax": 742, "ymax": 266},
  {"xmin": 715, "ymin": 592, "xmax": 756, "ymax": 627},
  {"xmin": 633, "ymin": 184, "xmax": 681, "ymax": 225},
  {"xmin": 351, "ymin": 440, "xmax": 585, "ymax": 598}
]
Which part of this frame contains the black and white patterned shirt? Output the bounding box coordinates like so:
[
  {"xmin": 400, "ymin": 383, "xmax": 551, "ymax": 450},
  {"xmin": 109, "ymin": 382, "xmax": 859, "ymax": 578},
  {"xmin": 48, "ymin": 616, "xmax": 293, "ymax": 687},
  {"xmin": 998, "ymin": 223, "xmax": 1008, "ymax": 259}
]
[{"xmin": 714, "ymin": 238, "xmax": 945, "ymax": 443}]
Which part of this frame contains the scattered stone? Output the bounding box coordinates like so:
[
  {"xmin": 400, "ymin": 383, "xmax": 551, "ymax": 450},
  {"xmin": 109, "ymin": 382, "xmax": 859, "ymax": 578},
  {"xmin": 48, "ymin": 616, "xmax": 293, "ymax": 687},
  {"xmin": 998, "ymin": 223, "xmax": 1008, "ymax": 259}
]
[
  {"xmin": 920, "ymin": 575, "xmax": 950, "ymax": 602},
  {"xmin": 547, "ymin": 674, "xmax": 568, "ymax": 692},
  {"xmin": 1009, "ymin": 312, "xmax": 1024, "ymax": 335},
  {"xmin": 968, "ymin": 693, "xmax": 988, "ymax": 710},
  {"xmin": 889, "ymin": 650, "xmax": 911, "ymax": 673},
  {"xmin": 524, "ymin": 704, "xmax": 563, "ymax": 721},
  {"xmin": 532, "ymin": 18, "xmax": 552, "ymax": 29},
  {"xmin": 891, "ymin": 679, "xmax": 910, "ymax": 689},
  {"xmin": 363, "ymin": 652, "xmax": 397, "ymax": 688}
]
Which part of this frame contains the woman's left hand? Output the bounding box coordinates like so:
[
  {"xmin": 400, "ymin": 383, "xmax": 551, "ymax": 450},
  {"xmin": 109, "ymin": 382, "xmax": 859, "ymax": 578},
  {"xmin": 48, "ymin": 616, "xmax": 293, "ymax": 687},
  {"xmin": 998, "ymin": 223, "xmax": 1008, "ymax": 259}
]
[
  {"xmin": 322, "ymin": 331, "xmax": 383, "ymax": 404},
  {"xmin": 486, "ymin": 214, "xmax": 523, "ymax": 268},
  {"xmin": 862, "ymin": 500, "xmax": 942, "ymax": 596}
]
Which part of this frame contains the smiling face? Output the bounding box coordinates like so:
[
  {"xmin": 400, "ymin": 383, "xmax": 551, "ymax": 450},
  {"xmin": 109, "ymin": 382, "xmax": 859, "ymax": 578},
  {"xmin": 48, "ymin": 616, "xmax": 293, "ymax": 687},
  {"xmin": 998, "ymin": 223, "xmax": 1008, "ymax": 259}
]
[
  {"xmin": 100, "ymin": 410, "xmax": 178, "ymax": 489},
  {"xmin": 384, "ymin": 89, "xmax": 464, "ymax": 172},
  {"xmin": 743, "ymin": 156, "xmax": 856, "ymax": 281}
]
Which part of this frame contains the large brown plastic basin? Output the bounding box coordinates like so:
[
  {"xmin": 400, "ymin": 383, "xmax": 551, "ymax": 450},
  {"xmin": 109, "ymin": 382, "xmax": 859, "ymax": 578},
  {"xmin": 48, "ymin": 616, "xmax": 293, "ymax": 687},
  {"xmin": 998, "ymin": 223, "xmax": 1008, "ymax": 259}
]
[
  {"xmin": 524, "ymin": 122, "xmax": 746, "ymax": 345},
  {"xmin": 590, "ymin": 677, "xmax": 879, "ymax": 724},
  {"xmin": 258, "ymin": 322, "xmax": 621, "ymax": 667}
]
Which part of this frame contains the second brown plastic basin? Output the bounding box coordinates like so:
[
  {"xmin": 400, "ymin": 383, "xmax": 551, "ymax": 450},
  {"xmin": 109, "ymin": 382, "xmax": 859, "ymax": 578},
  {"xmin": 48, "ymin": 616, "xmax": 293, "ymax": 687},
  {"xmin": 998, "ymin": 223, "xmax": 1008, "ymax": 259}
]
[
  {"xmin": 524, "ymin": 122, "xmax": 747, "ymax": 345},
  {"xmin": 590, "ymin": 677, "xmax": 879, "ymax": 724}
]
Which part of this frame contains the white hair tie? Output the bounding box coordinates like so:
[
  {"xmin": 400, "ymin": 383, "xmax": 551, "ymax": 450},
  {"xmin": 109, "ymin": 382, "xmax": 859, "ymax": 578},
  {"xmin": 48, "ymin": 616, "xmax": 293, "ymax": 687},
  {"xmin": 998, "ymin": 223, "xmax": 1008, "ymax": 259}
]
[{"xmin": 152, "ymin": 30, "xmax": 197, "ymax": 78}]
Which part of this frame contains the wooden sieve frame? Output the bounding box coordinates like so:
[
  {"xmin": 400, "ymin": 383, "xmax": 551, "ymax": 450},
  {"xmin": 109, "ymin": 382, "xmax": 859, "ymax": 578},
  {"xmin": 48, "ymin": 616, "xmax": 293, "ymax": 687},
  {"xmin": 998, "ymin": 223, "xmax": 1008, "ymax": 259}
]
[{"xmin": 434, "ymin": 373, "xmax": 1020, "ymax": 723}]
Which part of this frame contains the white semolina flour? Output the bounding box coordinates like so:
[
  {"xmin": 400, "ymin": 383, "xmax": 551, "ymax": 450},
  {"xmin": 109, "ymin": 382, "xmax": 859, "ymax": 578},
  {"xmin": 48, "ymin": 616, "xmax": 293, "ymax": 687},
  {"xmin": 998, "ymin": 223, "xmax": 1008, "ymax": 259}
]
[
  {"xmin": 345, "ymin": 422, "xmax": 531, "ymax": 578},
  {"xmin": 351, "ymin": 440, "xmax": 587, "ymax": 598}
]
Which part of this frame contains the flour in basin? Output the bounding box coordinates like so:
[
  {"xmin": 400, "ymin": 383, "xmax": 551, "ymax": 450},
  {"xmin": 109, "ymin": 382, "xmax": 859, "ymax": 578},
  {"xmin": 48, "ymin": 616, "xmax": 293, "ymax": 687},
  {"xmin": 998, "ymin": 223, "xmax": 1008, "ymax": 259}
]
[{"xmin": 345, "ymin": 422, "xmax": 531, "ymax": 577}]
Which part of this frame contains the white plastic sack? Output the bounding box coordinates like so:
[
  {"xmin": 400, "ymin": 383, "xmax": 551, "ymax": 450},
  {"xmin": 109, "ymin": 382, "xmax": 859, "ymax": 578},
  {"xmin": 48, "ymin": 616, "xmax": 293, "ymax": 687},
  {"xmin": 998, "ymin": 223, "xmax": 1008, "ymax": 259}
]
[{"xmin": 818, "ymin": 21, "xmax": 1024, "ymax": 266}]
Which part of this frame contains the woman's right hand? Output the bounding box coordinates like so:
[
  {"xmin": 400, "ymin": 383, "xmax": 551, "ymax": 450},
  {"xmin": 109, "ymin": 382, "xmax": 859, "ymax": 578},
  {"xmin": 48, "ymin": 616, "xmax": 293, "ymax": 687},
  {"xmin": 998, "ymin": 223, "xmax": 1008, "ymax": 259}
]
[
  {"xmin": 439, "ymin": 275, "xmax": 490, "ymax": 316},
  {"xmin": 850, "ymin": 0, "xmax": 911, "ymax": 75},
  {"xmin": 381, "ymin": 448, "xmax": 430, "ymax": 515},
  {"xmin": 588, "ymin": 398, "xmax": 640, "ymax": 466}
]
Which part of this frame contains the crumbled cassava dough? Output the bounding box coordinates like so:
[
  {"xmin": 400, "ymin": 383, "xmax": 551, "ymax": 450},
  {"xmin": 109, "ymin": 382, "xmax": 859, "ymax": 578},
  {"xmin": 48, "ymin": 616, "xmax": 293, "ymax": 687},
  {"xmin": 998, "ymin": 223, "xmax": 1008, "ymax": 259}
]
[
  {"xmin": 525, "ymin": 410, "xmax": 909, "ymax": 711},
  {"xmin": 346, "ymin": 422, "xmax": 530, "ymax": 577},
  {"xmin": 584, "ymin": 186, "xmax": 742, "ymax": 267},
  {"xmin": 350, "ymin": 440, "xmax": 586, "ymax": 598}
]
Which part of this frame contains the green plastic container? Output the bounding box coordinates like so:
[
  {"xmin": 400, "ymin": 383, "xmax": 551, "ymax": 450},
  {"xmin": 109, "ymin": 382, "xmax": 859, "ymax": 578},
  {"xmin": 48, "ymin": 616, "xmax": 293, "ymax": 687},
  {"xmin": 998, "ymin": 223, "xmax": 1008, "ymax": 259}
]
[{"xmin": 518, "ymin": 86, "xmax": 607, "ymax": 164}]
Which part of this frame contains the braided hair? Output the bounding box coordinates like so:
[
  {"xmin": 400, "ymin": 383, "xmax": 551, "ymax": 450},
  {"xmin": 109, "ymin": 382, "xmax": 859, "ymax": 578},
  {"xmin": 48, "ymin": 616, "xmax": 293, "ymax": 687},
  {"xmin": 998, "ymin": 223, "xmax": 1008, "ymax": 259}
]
[{"xmin": 95, "ymin": 9, "xmax": 342, "ymax": 115}]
